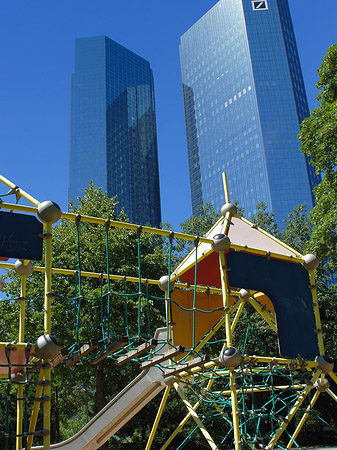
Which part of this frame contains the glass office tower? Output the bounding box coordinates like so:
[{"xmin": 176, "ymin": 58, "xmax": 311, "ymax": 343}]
[
  {"xmin": 69, "ymin": 36, "xmax": 161, "ymax": 227},
  {"xmin": 180, "ymin": 0, "xmax": 319, "ymax": 224}
]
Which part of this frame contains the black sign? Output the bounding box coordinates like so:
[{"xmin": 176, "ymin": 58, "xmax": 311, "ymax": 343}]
[
  {"xmin": 252, "ymin": 1, "xmax": 268, "ymax": 10},
  {"xmin": 0, "ymin": 211, "xmax": 43, "ymax": 260}
]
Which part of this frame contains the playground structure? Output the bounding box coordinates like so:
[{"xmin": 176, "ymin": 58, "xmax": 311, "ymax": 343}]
[{"xmin": 0, "ymin": 172, "xmax": 336, "ymax": 450}]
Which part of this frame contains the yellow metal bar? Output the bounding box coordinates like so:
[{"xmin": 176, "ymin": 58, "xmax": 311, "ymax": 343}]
[
  {"xmin": 308, "ymin": 270, "xmax": 325, "ymax": 355},
  {"xmin": 222, "ymin": 172, "xmax": 230, "ymax": 204},
  {"xmin": 286, "ymin": 390, "xmax": 320, "ymax": 449},
  {"xmin": 43, "ymin": 221, "xmax": 53, "ymax": 449},
  {"xmin": 61, "ymin": 211, "xmax": 213, "ymax": 243},
  {"xmin": 219, "ymin": 251, "xmax": 232, "ymax": 346},
  {"xmin": 0, "ymin": 260, "xmax": 227, "ymax": 295},
  {"xmin": 161, "ymin": 374, "xmax": 216, "ymax": 450},
  {"xmin": 219, "ymin": 251, "xmax": 241, "ymax": 450},
  {"xmin": 242, "ymin": 355, "xmax": 318, "ymax": 368},
  {"xmin": 0, "ymin": 175, "xmax": 40, "ymax": 206},
  {"xmin": 174, "ymin": 382, "xmax": 219, "ymax": 450},
  {"xmin": 18, "ymin": 275, "xmax": 26, "ymax": 341},
  {"xmin": 16, "ymin": 385, "xmax": 24, "ymax": 450},
  {"xmin": 267, "ymin": 370, "xmax": 321, "ymax": 449},
  {"xmin": 0, "ymin": 199, "xmax": 214, "ymax": 244},
  {"xmin": 0, "ymin": 202, "xmax": 38, "ymax": 214},
  {"xmin": 160, "ymin": 402, "xmax": 200, "ymax": 450},
  {"xmin": 329, "ymin": 371, "xmax": 337, "ymax": 385},
  {"xmin": 239, "ymin": 215, "xmax": 303, "ymax": 258},
  {"xmin": 217, "ymin": 384, "xmax": 305, "ymax": 396},
  {"xmin": 230, "ymin": 243, "xmax": 304, "ymax": 263},
  {"xmin": 230, "ymin": 370, "xmax": 241, "ymax": 450},
  {"xmin": 326, "ymin": 388, "xmax": 337, "ymax": 403},
  {"xmin": 249, "ymin": 297, "xmax": 277, "ymax": 332},
  {"xmin": 145, "ymin": 386, "xmax": 171, "ymax": 450},
  {"xmin": 27, "ymin": 370, "xmax": 45, "ymax": 450},
  {"xmin": 16, "ymin": 275, "xmax": 26, "ymax": 450},
  {"xmin": 231, "ymin": 300, "xmax": 245, "ymax": 334}
]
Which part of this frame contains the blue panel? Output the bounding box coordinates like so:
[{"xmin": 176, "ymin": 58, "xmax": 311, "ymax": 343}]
[
  {"xmin": 0, "ymin": 211, "xmax": 43, "ymax": 261},
  {"xmin": 226, "ymin": 250, "xmax": 319, "ymax": 359}
]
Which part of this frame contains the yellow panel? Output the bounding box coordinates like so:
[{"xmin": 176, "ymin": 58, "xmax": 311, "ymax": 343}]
[{"xmin": 171, "ymin": 290, "xmax": 235, "ymax": 351}]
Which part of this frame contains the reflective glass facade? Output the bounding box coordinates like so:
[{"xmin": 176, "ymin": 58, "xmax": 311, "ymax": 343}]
[
  {"xmin": 180, "ymin": 0, "xmax": 319, "ymax": 224},
  {"xmin": 70, "ymin": 36, "xmax": 161, "ymax": 227}
]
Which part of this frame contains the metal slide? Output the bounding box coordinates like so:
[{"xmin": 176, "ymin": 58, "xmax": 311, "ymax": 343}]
[{"xmin": 33, "ymin": 329, "xmax": 170, "ymax": 450}]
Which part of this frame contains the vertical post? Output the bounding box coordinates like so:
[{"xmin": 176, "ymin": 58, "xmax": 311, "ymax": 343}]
[
  {"xmin": 219, "ymin": 251, "xmax": 241, "ymax": 450},
  {"xmin": 16, "ymin": 275, "xmax": 26, "ymax": 450},
  {"xmin": 222, "ymin": 172, "xmax": 230, "ymax": 204},
  {"xmin": 43, "ymin": 221, "xmax": 53, "ymax": 449},
  {"xmin": 309, "ymin": 270, "xmax": 325, "ymax": 355}
]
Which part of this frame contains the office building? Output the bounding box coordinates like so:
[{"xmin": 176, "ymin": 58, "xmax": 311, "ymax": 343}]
[
  {"xmin": 69, "ymin": 36, "xmax": 161, "ymax": 227},
  {"xmin": 180, "ymin": 0, "xmax": 319, "ymax": 224}
]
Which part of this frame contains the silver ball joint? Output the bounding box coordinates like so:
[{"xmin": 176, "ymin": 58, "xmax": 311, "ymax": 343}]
[
  {"xmin": 219, "ymin": 347, "xmax": 242, "ymax": 368},
  {"xmin": 316, "ymin": 355, "xmax": 334, "ymax": 374},
  {"xmin": 314, "ymin": 378, "xmax": 330, "ymax": 392},
  {"xmin": 302, "ymin": 254, "xmax": 319, "ymax": 271},
  {"xmin": 35, "ymin": 335, "xmax": 60, "ymax": 360},
  {"xmin": 220, "ymin": 202, "xmax": 237, "ymax": 217},
  {"xmin": 239, "ymin": 289, "xmax": 250, "ymax": 301},
  {"xmin": 15, "ymin": 260, "xmax": 34, "ymax": 276},
  {"xmin": 37, "ymin": 201, "xmax": 62, "ymax": 224},
  {"xmin": 212, "ymin": 234, "xmax": 231, "ymax": 252},
  {"xmin": 159, "ymin": 275, "xmax": 175, "ymax": 292}
]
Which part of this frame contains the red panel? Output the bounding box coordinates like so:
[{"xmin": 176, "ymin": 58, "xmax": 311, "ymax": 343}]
[
  {"xmin": 0, "ymin": 257, "xmax": 9, "ymax": 261},
  {"xmin": 180, "ymin": 251, "xmax": 221, "ymax": 288}
]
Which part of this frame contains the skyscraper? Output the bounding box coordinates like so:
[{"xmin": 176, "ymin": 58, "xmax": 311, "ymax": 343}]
[
  {"xmin": 180, "ymin": 0, "xmax": 319, "ymax": 224},
  {"xmin": 69, "ymin": 36, "xmax": 161, "ymax": 227}
]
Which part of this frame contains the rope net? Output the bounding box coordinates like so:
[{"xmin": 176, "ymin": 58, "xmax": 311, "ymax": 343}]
[{"xmin": 0, "ymin": 199, "xmax": 336, "ymax": 450}]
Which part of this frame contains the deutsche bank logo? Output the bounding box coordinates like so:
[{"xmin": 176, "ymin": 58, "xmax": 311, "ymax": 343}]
[{"xmin": 252, "ymin": 1, "xmax": 268, "ymax": 10}]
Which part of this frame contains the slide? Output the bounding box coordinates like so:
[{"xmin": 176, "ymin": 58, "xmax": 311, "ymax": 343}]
[{"xmin": 33, "ymin": 329, "xmax": 170, "ymax": 450}]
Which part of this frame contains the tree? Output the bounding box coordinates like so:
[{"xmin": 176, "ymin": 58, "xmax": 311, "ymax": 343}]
[
  {"xmin": 2, "ymin": 184, "xmax": 169, "ymax": 449},
  {"xmin": 299, "ymin": 44, "xmax": 337, "ymax": 274},
  {"xmin": 250, "ymin": 202, "xmax": 282, "ymax": 238}
]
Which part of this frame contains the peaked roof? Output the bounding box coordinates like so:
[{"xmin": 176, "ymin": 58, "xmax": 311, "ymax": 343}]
[{"xmin": 171, "ymin": 215, "xmax": 302, "ymax": 288}]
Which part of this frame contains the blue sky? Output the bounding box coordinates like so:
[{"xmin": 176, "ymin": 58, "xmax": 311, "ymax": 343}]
[{"xmin": 0, "ymin": 0, "xmax": 336, "ymax": 230}]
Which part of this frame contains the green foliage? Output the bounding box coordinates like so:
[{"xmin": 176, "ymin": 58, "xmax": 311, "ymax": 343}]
[
  {"xmin": 282, "ymin": 203, "xmax": 312, "ymax": 254},
  {"xmin": 251, "ymin": 202, "xmax": 282, "ymax": 239},
  {"xmin": 1, "ymin": 183, "xmax": 170, "ymax": 448},
  {"xmin": 299, "ymin": 44, "xmax": 337, "ymax": 274},
  {"xmin": 180, "ymin": 203, "xmax": 220, "ymax": 237}
]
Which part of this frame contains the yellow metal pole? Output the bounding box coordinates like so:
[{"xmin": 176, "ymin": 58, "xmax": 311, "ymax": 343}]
[
  {"xmin": 267, "ymin": 370, "xmax": 321, "ymax": 449},
  {"xmin": 308, "ymin": 270, "xmax": 325, "ymax": 355},
  {"xmin": 326, "ymin": 388, "xmax": 337, "ymax": 403},
  {"xmin": 249, "ymin": 297, "xmax": 277, "ymax": 332},
  {"xmin": 160, "ymin": 374, "xmax": 216, "ymax": 450},
  {"xmin": 231, "ymin": 300, "xmax": 245, "ymax": 334},
  {"xmin": 0, "ymin": 174, "xmax": 40, "ymax": 206},
  {"xmin": 329, "ymin": 371, "xmax": 337, "ymax": 385},
  {"xmin": 286, "ymin": 390, "xmax": 320, "ymax": 449},
  {"xmin": 16, "ymin": 275, "xmax": 26, "ymax": 450},
  {"xmin": 43, "ymin": 221, "xmax": 53, "ymax": 449},
  {"xmin": 160, "ymin": 401, "xmax": 201, "ymax": 450},
  {"xmin": 27, "ymin": 370, "xmax": 45, "ymax": 450},
  {"xmin": 219, "ymin": 251, "xmax": 241, "ymax": 450},
  {"xmin": 145, "ymin": 386, "xmax": 171, "ymax": 450},
  {"xmin": 174, "ymin": 382, "xmax": 219, "ymax": 450},
  {"xmin": 230, "ymin": 243, "xmax": 304, "ymax": 263},
  {"xmin": 222, "ymin": 172, "xmax": 230, "ymax": 204}
]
